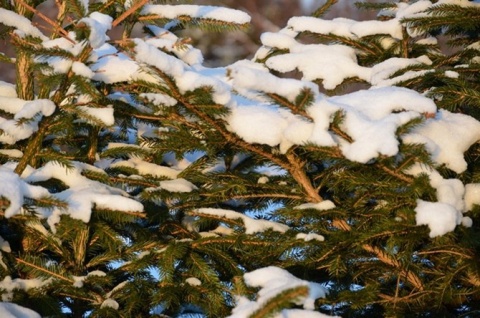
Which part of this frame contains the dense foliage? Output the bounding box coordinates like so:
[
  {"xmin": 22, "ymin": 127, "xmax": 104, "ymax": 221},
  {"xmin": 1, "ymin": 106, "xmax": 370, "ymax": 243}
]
[{"xmin": 0, "ymin": 0, "xmax": 479, "ymax": 317}]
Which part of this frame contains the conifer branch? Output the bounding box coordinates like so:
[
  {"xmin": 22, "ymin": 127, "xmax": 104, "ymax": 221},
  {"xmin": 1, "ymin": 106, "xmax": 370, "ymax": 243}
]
[
  {"xmin": 14, "ymin": 117, "xmax": 53, "ymax": 174},
  {"xmin": 285, "ymin": 151, "xmax": 323, "ymax": 202},
  {"xmin": 15, "ymin": 257, "xmax": 73, "ymax": 283},
  {"xmin": 362, "ymin": 244, "xmax": 424, "ymax": 291},
  {"xmin": 248, "ymin": 286, "xmax": 309, "ymax": 318},
  {"xmin": 153, "ymin": 71, "xmax": 324, "ymax": 202},
  {"xmin": 416, "ymin": 249, "xmax": 473, "ymax": 259},
  {"xmin": 401, "ymin": 27, "xmax": 409, "ymax": 59},
  {"xmin": 57, "ymin": 292, "xmax": 98, "ymax": 303},
  {"xmin": 191, "ymin": 238, "xmax": 271, "ymax": 248},
  {"xmin": 266, "ymin": 93, "xmax": 312, "ymax": 120},
  {"xmin": 16, "ymin": 0, "xmax": 75, "ymax": 43},
  {"xmin": 112, "ymin": 0, "xmax": 149, "ymax": 28},
  {"xmin": 201, "ymin": 193, "xmax": 304, "ymax": 201},
  {"xmin": 378, "ymin": 164, "xmax": 414, "ymax": 183},
  {"xmin": 311, "ymin": 0, "xmax": 338, "ymax": 18},
  {"xmin": 378, "ymin": 290, "xmax": 431, "ymax": 303}
]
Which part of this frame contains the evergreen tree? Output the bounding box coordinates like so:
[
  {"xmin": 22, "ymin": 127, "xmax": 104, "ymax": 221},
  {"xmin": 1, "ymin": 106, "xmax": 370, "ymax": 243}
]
[{"xmin": 0, "ymin": 0, "xmax": 479, "ymax": 317}]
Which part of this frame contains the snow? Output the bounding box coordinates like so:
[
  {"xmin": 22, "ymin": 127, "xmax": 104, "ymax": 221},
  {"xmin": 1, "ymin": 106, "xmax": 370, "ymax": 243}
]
[
  {"xmin": 22, "ymin": 162, "xmax": 144, "ymax": 225},
  {"xmin": 158, "ymin": 178, "xmax": 198, "ymax": 193},
  {"xmin": 331, "ymin": 88, "xmax": 435, "ymax": 163},
  {"xmin": 0, "ymin": 167, "xmax": 52, "ymax": 218},
  {"xmin": 110, "ymin": 158, "xmax": 181, "ymax": 179},
  {"xmin": 257, "ymin": 176, "xmax": 269, "ymax": 184},
  {"xmin": 294, "ymin": 200, "xmax": 336, "ymax": 211},
  {"xmin": 350, "ymin": 19, "xmax": 402, "ymax": 39},
  {"xmin": 195, "ymin": 208, "xmax": 289, "ymax": 234},
  {"xmin": 228, "ymin": 60, "xmax": 319, "ymax": 102},
  {"xmin": 415, "ymin": 200, "xmax": 461, "ymax": 238},
  {"xmin": 228, "ymin": 58, "xmax": 441, "ymax": 161},
  {"xmin": 0, "ymin": 276, "xmax": 51, "ymax": 302},
  {"xmin": 227, "ymin": 104, "xmax": 289, "ymax": 148},
  {"xmin": 287, "ymin": 17, "xmax": 356, "ymax": 38},
  {"xmin": 140, "ymin": 5, "xmax": 251, "ymax": 25},
  {"xmin": 0, "ymin": 98, "xmax": 56, "ymax": 144},
  {"xmin": 264, "ymin": 43, "xmax": 370, "ymax": 90},
  {"xmin": 0, "ymin": 303, "xmax": 41, "ymax": 318},
  {"xmin": 72, "ymin": 61, "xmax": 95, "ymax": 78},
  {"xmin": 370, "ymin": 56, "xmax": 432, "ymax": 87},
  {"xmin": 91, "ymin": 48, "xmax": 140, "ymax": 84},
  {"xmin": 406, "ymin": 164, "xmax": 473, "ymax": 236},
  {"xmin": 139, "ymin": 93, "xmax": 177, "ymax": 107},
  {"xmin": 0, "ymin": 9, "xmax": 48, "ymax": 41},
  {"xmin": 133, "ymin": 39, "xmax": 187, "ymax": 78},
  {"xmin": 15, "ymin": 99, "xmax": 56, "ymax": 119},
  {"xmin": 228, "ymin": 267, "xmax": 334, "ymax": 318},
  {"xmin": 465, "ymin": 184, "xmax": 480, "ymax": 211},
  {"xmin": 78, "ymin": 12, "xmax": 113, "ymax": 49},
  {"xmin": 77, "ymin": 105, "xmax": 115, "ymax": 126},
  {"xmin": 176, "ymin": 70, "xmax": 231, "ymax": 104},
  {"xmin": 101, "ymin": 299, "xmax": 119, "ymax": 310},
  {"xmin": 144, "ymin": 31, "xmax": 204, "ymax": 66},
  {"xmin": 0, "ymin": 81, "xmax": 16, "ymax": 98},
  {"xmin": 0, "ymin": 236, "xmax": 10, "ymax": 253},
  {"xmin": 296, "ymin": 233, "xmax": 325, "ymax": 242},
  {"xmin": 0, "ymin": 3, "xmax": 478, "ymax": 316},
  {"xmin": 0, "ymin": 150, "xmax": 23, "ymax": 158},
  {"xmin": 79, "ymin": 0, "xmax": 89, "ymax": 15},
  {"xmin": 403, "ymin": 110, "xmax": 480, "ymax": 173},
  {"xmin": 73, "ymin": 270, "xmax": 107, "ymax": 288},
  {"xmin": 185, "ymin": 277, "xmax": 202, "ymax": 286}
]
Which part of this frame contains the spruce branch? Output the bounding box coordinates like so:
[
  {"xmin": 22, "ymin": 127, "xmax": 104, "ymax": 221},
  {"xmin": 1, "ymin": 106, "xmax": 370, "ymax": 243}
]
[
  {"xmin": 14, "ymin": 117, "xmax": 54, "ymax": 175},
  {"xmin": 266, "ymin": 92, "xmax": 313, "ymax": 119},
  {"xmin": 153, "ymin": 69, "xmax": 323, "ymax": 203},
  {"xmin": 14, "ymin": 44, "xmax": 34, "ymax": 101},
  {"xmin": 248, "ymin": 286, "xmax": 310, "ymax": 318},
  {"xmin": 15, "ymin": 257, "xmax": 73, "ymax": 283},
  {"xmin": 112, "ymin": 0, "xmax": 149, "ymax": 28},
  {"xmin": 191, "ymin": 237, "xmax": 271, "ymax": 249},
  {"xmin": 15, "ymin": 0, "xmax": 75, "ymax": 43},
  {"xmin": 362, "ymin": 244, "xmax": 424, "ymax": 291},
  {"xmin": 311, "ymin": 0, "xmax": 338, "ymax": 18}
]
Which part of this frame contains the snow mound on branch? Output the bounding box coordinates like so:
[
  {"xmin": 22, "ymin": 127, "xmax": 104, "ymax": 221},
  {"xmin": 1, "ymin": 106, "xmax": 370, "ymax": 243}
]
[
  {"xmin": 91, "ymin": 44, "xmax": 141, "ymax": 84},
  {"xmin": 140, "ymin": 4, "xmax": 251, "ymax": 25},
  {"xmin": 406, "ymin": 164, "xmax": 472, "ymax": 237},
  {"xmin": 465, "ymin": 184, "xmax": 480, "ymax": 211},
  {"xmin": 0, "ymin": 168, "xmax": 51, "ymax": 218},
  {"xmin": 228, "ymin": 266, "xmax": 337, "ymax": 318},
  {"xmin": 331, "ymin": 87, "xmax": 436, "ymax": 163},
  {"xmin": 403, "ymin": 109, "xmax": 480, "ymax": 174},
  {"xmin": 148, "ymin": 178, "xmax": 198, "ymax": 193},
  {"xmin": 287, "ymin": 1, "xmax": 436, "ymax": 40},
  {"xmin": 0, "ymin": 276, "xmax": 52, "ymax": 302},
  {"xmin": 0, "ymin": 8, "xmax": 48, "ymax": 40},
  {"xmin": 0, "ymin": 302, "xmax": 41, "ymax": 318},
  {"xmin": 260, "ymin": 32, "xmax": 370, "ymax": 89},
  {"xmin": 111, "ymin": 157, "xmax": 181, "ymax": 179},
  {"xmin": 0, "ymin": 82, "xmax": 16, "ymax": 98},
  {"xmin": 228, "ymin": 61, "xmax": 439, "ymax": 162},
  {"xmin": 23, "ymin": 162, "xmax": 143, "ymax": 226},
  {"xmin": 78, "ymin": 12, "xmax": 112, "ymax": 49},
  {"xmin": 415, "ymin": 200, "xmax": 461, "ymax": 238},
  {"xmin": 0, "ymin": 98, "xmax": 56, "ymax": 144},
  {"xmin": 194, "ymin": 208, "xmax": 289, "ymax": 234}
]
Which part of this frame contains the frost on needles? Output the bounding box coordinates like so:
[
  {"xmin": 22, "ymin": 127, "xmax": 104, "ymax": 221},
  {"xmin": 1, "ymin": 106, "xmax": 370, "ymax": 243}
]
[{"xmin": 0, "ymin": 0, "xmax": 479, "ymax": 317}]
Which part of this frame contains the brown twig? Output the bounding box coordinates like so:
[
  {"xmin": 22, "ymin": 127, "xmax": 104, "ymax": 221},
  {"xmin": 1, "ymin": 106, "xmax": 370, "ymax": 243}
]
[
  {"xmin": 16, "ymin": 0, "xmax": 75, "ymax": 44},
  {"xmin": 112, "ymin": 0, "xmax": 149, "ymax": 27}
]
